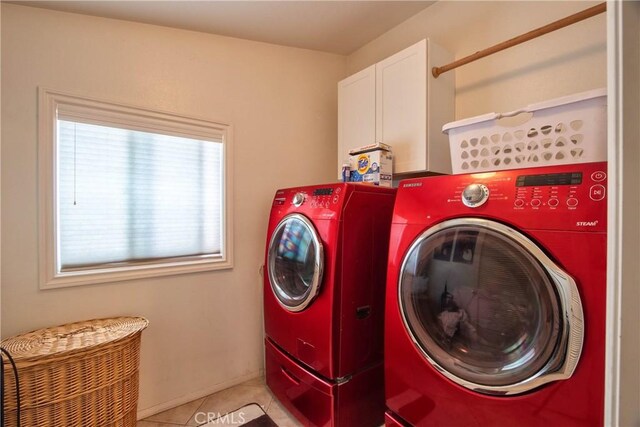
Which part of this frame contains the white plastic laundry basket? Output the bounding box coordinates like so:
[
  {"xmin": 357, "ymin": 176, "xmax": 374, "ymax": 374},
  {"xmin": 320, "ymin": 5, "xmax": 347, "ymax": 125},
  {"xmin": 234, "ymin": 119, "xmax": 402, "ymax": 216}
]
[{"xmin": 443, "ymin": 88, "xmax": 607, "ymax": 174}]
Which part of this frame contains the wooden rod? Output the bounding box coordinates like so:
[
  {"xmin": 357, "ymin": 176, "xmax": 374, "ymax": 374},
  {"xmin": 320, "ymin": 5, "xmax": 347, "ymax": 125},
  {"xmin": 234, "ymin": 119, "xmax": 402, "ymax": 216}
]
[{"xmin": 432, "ymin": 2, "xmax": 606, "ymax": 78}]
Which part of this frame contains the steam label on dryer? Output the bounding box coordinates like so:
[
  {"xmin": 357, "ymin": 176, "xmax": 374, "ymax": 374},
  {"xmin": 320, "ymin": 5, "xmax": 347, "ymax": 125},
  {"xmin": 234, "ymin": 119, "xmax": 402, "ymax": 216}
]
[{"xmin": 576, "ymin": 220, "xmax": 599, "ymax": 227}]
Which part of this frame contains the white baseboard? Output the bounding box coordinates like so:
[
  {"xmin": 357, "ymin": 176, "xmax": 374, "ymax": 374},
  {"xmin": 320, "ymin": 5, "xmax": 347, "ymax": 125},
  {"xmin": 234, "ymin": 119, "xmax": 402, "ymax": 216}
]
[{"xmin": 137, "ymin": 369, "xmax": 265, "ymax": 420}]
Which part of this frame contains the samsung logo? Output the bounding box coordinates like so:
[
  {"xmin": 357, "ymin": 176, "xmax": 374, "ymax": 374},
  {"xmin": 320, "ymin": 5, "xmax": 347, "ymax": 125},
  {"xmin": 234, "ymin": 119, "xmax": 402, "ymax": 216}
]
[
  {"xmin": 576, "ymin": 220, "xmax": 599, "ymax": 227},
  {"xmin": 402, "ymin": 182, "xmax": 423, "ymax": 188}
]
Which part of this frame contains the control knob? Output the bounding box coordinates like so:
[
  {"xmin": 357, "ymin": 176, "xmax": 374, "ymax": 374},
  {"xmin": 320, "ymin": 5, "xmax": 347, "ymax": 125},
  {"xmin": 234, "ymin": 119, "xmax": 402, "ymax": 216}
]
[
  {"xmin": 462, "ymin": 184, "xmax": 490, "ymax": 208},
  {"xmin": 292, "ymin": 192, "xmax": 306, "ymax": 207}
]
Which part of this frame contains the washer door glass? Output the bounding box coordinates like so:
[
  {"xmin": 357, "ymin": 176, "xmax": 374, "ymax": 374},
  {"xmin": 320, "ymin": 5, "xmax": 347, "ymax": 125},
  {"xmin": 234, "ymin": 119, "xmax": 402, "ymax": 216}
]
[
  {"xmin": 399, "ymin": 219, "xmax": 578, "ymax": 394},
  {"xmin": 268, "ymin": 214, "xmax": 323, "ymax": 312}
]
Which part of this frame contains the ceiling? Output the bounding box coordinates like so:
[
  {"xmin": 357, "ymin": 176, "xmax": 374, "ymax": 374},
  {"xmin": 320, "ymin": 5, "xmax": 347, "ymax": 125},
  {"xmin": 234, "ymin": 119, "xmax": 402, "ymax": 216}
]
[{"xmin": 12, "ymin": 1, "xmax": 435, "ymax": 55}]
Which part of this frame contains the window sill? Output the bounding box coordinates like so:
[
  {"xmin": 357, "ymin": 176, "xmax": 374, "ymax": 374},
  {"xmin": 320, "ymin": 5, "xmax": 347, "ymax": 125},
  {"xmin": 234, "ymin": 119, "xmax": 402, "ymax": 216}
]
[{"xmin": 40, "ymin": 257, "xmax": 233, "ymax": 290}]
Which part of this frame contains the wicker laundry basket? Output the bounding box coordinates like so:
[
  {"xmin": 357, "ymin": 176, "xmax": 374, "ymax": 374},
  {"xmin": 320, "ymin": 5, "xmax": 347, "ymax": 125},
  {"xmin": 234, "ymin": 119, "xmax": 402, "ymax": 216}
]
[{"xmin": 1, "ymin": 316, "xmax": 148, "ymax": 427}]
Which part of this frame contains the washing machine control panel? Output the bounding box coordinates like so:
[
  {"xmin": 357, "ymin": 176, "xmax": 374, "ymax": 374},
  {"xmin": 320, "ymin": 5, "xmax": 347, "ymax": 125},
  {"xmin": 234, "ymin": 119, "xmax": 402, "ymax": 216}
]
[
  {"xmin": 272, "ymin": 186, "xmax": 345, "ymax": 211},
  {"xmin": 286, "ymin": 189, "xmax": 340, "ymax": 208},
  {"xmin": 310, "ymin": 187, "xmax": 341, "ymax": 209}
]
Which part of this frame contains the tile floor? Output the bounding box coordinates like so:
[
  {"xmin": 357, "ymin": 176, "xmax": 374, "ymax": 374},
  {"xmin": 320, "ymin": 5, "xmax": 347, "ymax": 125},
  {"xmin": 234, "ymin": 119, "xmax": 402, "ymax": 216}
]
[{"xmin": 137, "ymin": 377, "xmax": 302, "ymax": 427}]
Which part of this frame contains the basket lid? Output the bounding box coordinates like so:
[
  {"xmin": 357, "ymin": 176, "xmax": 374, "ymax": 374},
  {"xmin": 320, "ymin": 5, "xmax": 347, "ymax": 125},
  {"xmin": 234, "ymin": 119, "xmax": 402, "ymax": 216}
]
[{"xmin": 1, "ymin": 316, "xmax": 149, "ymax": 361}]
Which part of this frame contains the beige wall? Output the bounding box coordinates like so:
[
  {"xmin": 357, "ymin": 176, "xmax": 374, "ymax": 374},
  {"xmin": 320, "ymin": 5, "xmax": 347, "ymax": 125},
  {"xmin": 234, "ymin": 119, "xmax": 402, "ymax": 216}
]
[
  {"xmin": 347, "ymin": 1, "xmax": 606, "ymax": 120},
  {"xmin": 618, "ymin": 2, "xmax": 640, "ymax": 424},
  {"xmin": 0, "ymin": 4, "xmax": 344, "ymax": 415}
]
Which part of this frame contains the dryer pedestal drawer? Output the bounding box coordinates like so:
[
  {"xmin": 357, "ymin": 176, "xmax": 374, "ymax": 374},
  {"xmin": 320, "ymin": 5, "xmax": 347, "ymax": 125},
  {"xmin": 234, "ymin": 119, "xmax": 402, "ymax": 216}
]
[{"xmin": 265, "ymin": 338, "xmax": 383, "ymax": 427}]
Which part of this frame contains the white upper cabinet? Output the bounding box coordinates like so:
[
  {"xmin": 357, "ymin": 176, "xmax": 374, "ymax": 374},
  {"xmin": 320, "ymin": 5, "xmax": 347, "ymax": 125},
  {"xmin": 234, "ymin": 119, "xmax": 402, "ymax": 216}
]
[
  {"xmin": 338, "ymin": 39, "xmax": 455, "ymax": 176},
  {"xmin": 337, "ymin": 64, "xmax": 376, "ymax": 179}
]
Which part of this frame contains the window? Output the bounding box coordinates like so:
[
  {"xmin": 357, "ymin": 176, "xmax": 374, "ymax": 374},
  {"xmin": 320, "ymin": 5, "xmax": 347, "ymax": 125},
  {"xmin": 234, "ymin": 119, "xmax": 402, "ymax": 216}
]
[{"xmin": 39, "ymin": 88, "xmax": 233, "ymax": 288}]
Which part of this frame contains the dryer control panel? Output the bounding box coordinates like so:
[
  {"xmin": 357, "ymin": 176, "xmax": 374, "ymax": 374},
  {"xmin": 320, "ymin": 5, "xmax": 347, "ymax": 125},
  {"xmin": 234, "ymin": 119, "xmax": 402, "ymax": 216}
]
[
  {"xmin": 447, "ymin": 166, "xmax": 606, "ymax": 212},
  {"xmin": 511, "ymin": 169, "xmax": 606, "ymax": 210},
  {"xmin": 395, "ymin": 162, "xmax": 607, "ymax": 232}
]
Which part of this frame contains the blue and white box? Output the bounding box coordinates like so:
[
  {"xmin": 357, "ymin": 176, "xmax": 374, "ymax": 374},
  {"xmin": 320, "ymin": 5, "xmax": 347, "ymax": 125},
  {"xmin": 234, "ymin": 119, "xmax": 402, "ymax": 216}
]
[{"xmin": 349, "ymin": 143, "xmax": 393, "ymax": 187}]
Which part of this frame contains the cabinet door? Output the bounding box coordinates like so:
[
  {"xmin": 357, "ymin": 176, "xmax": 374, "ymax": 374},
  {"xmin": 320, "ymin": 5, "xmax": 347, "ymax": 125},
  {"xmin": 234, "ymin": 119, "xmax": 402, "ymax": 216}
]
[
  {"xmin": 338, "ymin": 65, "xmax": 376, "ymax": 179},
  {"xmin": 376, "ymin": 40, "xmax": 427, "ymax": 174}
]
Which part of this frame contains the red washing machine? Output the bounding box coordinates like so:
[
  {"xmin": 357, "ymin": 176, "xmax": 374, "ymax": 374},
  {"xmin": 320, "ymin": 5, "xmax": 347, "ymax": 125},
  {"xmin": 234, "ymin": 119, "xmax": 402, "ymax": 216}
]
[
  {"xmin": 264, "ymin": 183, "xmax": 396, "ymax": 427},
  {"xmin": 384, "ymin": 162, "xmax": 607, "ymax": 426}
]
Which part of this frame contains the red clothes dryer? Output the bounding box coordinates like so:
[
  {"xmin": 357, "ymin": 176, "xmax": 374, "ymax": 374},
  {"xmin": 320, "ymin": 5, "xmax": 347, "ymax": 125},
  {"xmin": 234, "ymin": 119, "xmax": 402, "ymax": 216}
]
[
  {"xmin": 384, "ymin": 162, "xmax": 607, "ymax": 426},
  {"xmin": 264, "ymin": 183, "xmax": 396, "ymax": 427}
]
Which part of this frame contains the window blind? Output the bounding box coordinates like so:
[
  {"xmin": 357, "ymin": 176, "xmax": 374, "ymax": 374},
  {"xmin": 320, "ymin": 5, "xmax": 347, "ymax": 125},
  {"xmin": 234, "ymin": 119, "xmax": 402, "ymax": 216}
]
[{"xmin": 57, "ymin": 120, "xmax": 224, "ymax": 270}]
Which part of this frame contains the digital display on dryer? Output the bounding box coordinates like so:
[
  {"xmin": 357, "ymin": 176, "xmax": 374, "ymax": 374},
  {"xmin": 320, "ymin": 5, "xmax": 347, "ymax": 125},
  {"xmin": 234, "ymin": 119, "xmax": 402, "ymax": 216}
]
[
  {"xmin": 515, "ymin": 172, "xmax": 582, "ymax": 187},
  {"xmin": 313, "ymin": 188, "xmax": 334, "ymax": 196}
]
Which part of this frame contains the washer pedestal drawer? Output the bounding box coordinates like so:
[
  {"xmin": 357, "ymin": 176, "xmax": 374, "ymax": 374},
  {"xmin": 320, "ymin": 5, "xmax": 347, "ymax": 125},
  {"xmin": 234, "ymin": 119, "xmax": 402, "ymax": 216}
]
[{"xmin": 265, "ymin": 338, "xmax": 383, "ymax": 427}]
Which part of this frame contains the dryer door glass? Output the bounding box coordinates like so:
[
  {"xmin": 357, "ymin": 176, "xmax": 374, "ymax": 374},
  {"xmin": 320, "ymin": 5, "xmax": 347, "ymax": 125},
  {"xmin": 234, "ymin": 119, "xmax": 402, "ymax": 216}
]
[
  {"xmin": 398, "ymin": 219, "xmax": 582, "ymax": 395},
  {"xmin": 268, "ymin": 214, "xmax": 324, "ymax": 312}
]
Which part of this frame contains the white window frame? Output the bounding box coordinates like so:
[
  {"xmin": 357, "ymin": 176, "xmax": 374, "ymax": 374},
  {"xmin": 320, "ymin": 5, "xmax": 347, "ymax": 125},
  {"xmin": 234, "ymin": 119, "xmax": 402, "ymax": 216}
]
[{"xmin": 38, "ymin": 88, "xmax": 234, "ymax": 289}]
